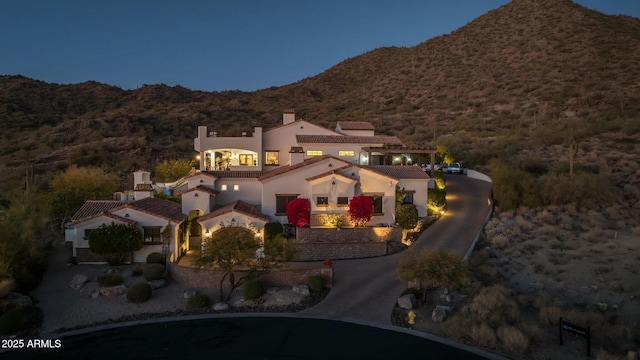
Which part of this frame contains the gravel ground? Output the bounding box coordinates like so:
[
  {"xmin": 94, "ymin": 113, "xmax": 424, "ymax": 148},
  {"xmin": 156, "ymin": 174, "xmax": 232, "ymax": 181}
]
[{"xmin": 31, "ymin": 241, "xmax": 324, "ymax": 335}]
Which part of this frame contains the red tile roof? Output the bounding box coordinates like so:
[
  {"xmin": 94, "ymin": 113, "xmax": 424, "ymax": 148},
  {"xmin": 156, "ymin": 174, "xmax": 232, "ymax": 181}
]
[
  {"xmin": 367, "ymin": 166, "xmax": 430, "ymax": 179},
  {"xmin": 123, "ymin": 197, "xmax": 186, "ymax": 223},
  {"xmin": 71, "ymin": 200, "xmax": 130, "ymax": 221},
  {"xmin": 305, "ymin": 165, "xmax": 357, "ymax": 182},
  {"xmin": 198, "ymin": 200, "xmax": 269, "ymax": 222},
  {"xmin": 296, "ymin": 135, "xmax": 403, "ymax": 145},
  {"xmin": 183, "ymin": 171, "xmax": 217, "ymax": 180},
  {"xmin": 337, "ymin": 121, "xmax": 375, "ymax": 130},
  {"xmin": 179, "ymin": 185, "xmax": 219, "ymax": 196}
]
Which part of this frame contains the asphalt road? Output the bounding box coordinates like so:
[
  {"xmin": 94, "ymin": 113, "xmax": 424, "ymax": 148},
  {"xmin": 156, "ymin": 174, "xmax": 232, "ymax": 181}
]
[{"xmin": 300, "ymin": 174, "xmax": 493, "ymax": 324}]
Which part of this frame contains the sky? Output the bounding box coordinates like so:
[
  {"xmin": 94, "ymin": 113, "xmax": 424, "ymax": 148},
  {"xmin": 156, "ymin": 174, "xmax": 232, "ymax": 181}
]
[{"xmin": 1, "ymin": 1, "xmax": 639, "ymax": 92}]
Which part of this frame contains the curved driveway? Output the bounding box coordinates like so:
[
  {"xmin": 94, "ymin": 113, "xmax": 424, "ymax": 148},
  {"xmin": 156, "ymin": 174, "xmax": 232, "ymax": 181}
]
[{"xmin": 300, "ymin": 175, "xmax": 493, "ymax": 325}]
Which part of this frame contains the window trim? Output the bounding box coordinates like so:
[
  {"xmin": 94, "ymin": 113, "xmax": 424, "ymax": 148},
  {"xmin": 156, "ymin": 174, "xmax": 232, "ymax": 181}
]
[
  {"xmin": 143, "ymin": 226, "xmax": 162, "ymax": 245},
  {"xmin": 363, "ymin": 193, "xmax": 384, "ymax": 215},
  {"xmin": 275, "ymin": 194, "xmax": 299, "ymax": 216},
  {"xmin": 265, "ymin": 150, "xmax": 280, "ymax": 166},
  {"xmin": 316, "ymin": 196, "xmax": 329, "ymax": 207},
  {"xmin": 402, "ymin": 190, "xmax": 415, "ymax": 204},
  {"xmin": 336, "ymin": 196, "xmax": 349, "ymax": 207}
]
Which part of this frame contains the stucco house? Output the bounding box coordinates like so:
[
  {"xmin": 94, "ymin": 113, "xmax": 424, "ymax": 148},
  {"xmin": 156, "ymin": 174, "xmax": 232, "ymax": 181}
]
[{"xmin": 69, "ymin": 110, "xmax": 432, "ymax": 264}]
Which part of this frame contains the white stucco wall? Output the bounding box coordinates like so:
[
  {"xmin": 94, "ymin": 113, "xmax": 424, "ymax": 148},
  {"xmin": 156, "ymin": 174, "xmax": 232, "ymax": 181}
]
[
  {"xmin": 397, "ymin": 178, "xmax": 429, "ymax": 217},
  {"xmin": 199, "ymin": 212, "xmax": 266, "ymax": 238},
  {"xmin": 308, "ymin": 175, "xmax": 356, "ymax": 214},
  {"xmin": 214, "ymin": 178, "xmax": 262, "ymax": 206},
  {"xmin": 262, "ymin": 121, "xmax": 338, "ymax": 171},
  {"xmin": 355, "ymin": 168, "xmax": 398, "ymax": 226},
  {"xmin": 261, "ymin": 158, "xmax": 352, "ymax": 220},
  {"xmin": 182, "ymin": 191, "xmax": 214, "ymax": 215}
]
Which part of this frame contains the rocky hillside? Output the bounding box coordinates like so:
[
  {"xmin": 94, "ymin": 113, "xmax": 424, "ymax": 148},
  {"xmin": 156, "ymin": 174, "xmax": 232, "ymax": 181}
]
[{"xmin": 1, "ymin": 0, "xmax": 638, "ymax": 212}]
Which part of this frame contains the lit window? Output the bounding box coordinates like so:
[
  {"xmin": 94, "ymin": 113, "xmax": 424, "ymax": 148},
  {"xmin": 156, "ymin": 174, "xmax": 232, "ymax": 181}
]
[
  {"xmin": 239, "ymin": 154, "xmax": 253, "ymax": 166},
  {"xmin": 265, "ymin": 151, "xmax": 279, "ymax": 165},
  {"xmin": 338, "ymin": 150, "xmax": 354, "ymax": 157},
  {"xmin": 221, "ymin": 184, "xmax": 227, "ymax": 191},
  {"xmin": 317, "ymin": 197, "xmax": 329, "ymax": 206},
  {"xmin": 233, "ymin": 184, "xmax": 239, "ymax": 191},
  {"xmin": 306, "ymin": 150, "xmax": 323, "ymax": 156}
]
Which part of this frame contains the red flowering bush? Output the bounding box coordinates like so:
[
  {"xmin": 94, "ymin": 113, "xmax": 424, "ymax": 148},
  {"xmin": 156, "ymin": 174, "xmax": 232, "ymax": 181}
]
[
  {"xmin": 348, "ymin": 196, "xmax": 374, "ymax": 227},
  {"xmin": 286, "ymin": 198, "xmax": 310, "ymax": 227}
]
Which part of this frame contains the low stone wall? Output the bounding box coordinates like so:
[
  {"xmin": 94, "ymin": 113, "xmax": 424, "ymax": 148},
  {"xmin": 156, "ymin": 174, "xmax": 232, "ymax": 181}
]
[
  {"xmin": 168, "ymin": 262, "xmax": 333, "ymax": 291},
  {"xmin": 295, "ymin": 226, "xmax": 400, "ymax": 261}
]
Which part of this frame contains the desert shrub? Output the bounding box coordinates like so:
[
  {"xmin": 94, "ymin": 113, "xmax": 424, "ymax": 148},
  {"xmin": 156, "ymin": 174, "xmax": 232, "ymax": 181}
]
[
  {"xmin": 143, "ymin": 263, "xmax": 166, "ymax": 281},
  {"xmin": 264, "ymin": 222, "xmax": 284, "ymax": 240},
  {"xmin": 187, "ymin": 293, "xmax": 211, "ymax": 308},
  {"xmin": 126, "ymin": 282, "xmax": 152, "ymax": 303},
  {"xmin": 540, "ymin": 172, "xmax": 617, "ymax": 210},
  {"xmin": 132, "ymin": 266, "xmax": 143, "ymax": 276},
  {"xmin": 497, "ymin": 325, "xmax": 529, "ymax": 356},
  {"xmin": 465, "ymin": 285, "xmax": 519, "ymax": 327},
  {"xmin": 0, "ymin": 306, "xmax": 43, "ymax": 335},
  {"xmin": 489, "ymin": 158, "xmax": 542, "ymax": 211},
  {"xmin": 12, "ymin": 262, "xmax": 45, "ymax": 291},
  {"xmin": 146, "ymin": 252, "xmax": 165, "ymax": 265},
  {"xmin": 97, "ymin": 274, "xmax": 123, "ymax": 287},
  {"xmin": 427, "ymin": 187, "xmax": 446, "ymax": 215},
  {"xmin": 308, "ymin": 275, "xmax": 324, "ymax": 293},
  {"xmin": 471, "ymin": 324, "xmax": 497, "ymax": 348},
  {"xmin": 242, "ymin": 279, "xmax": 264, "ymax": 300},
  {"xmin": 490, "ymin": 234, "xmax": 509, "ymax": 248}
]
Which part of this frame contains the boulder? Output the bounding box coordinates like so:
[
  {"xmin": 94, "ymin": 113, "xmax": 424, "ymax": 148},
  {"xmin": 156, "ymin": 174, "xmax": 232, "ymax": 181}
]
[
  {"xmin": 431, "ymin": 305, "xmax": 454, "ymax": 323},
  {"xmin": 70, "ymin": 274, "xmax": 90, "ymax": 290},
  {"xmin": 292, "ymin": 284, "xmax": 310, "ymax": 296},
  {"xmin": 431, "ymin": 307, "xmax": 447, "ymax": 323},
  {"xmin": 397, "ymin": 294, "xmax": 416, "ymax": 310},
  {"xmin": 213, "ymin": 302, "xmax": 229, "ymax": 311},
  {"xmin": 148, "ymin": 279, "xmax": 167, "ymax": 290},
  {"xmin": 100, "ymin": 285, "xmax": 127, "ymax": 297},
  {"xmin": 183, "ymin": 290, "xmax": 197, "ymax": 299},
  {"xmin": 232, "ymin": 298, "xmax": 246, "ymax": 307},
  {"xmin": 90, "ymin": 290, "xmax": 101, "ymax": 299},
  {"xmin": 267, "ymin": 287, "xmax": 279, "ymax": 295}
]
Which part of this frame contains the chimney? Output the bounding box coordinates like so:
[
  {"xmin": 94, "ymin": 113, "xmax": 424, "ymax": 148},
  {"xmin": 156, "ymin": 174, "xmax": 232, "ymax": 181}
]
[
  {"xmin": 283, "ymin": 109, "xmax": 295, "ymax": 125},
  {"xmin": 289, "ymin": 146, "xmax": 304, "ymax": 165}
]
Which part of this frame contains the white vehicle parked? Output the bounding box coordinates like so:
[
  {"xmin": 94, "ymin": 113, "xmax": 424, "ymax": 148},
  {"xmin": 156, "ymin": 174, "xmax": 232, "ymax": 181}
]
[{"xmin": 442, "ymin": 162, "xmax": 462, "ymax": 174}]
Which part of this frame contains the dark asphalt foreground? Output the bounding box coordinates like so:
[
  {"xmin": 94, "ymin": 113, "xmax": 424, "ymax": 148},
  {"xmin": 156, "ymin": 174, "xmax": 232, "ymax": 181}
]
[
  {"xmin": 2, "ymin": 316, "xmax": 497, "ymax": 359},
  {"xmin": 2, "ymin": 175, "xmax": 502, "ymax": 360}
]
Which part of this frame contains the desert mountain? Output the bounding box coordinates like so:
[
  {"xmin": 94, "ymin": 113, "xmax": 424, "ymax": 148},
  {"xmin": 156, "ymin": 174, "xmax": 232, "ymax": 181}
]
[{"xmin": 1, "ymin": 0, "xmax": 638, "ymax": 210}]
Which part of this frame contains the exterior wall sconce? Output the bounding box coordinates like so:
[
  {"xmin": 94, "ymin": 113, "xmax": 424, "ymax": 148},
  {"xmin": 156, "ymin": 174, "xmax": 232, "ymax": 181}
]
[{"xmin": 205, "ymin": 230, "xmax": 211, "ymax": 237}]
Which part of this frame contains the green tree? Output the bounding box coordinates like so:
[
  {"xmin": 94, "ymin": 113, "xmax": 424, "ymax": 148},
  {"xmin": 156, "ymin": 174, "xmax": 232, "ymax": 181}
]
[
  {"xmin": 489, "ymin": 158, "xmax": 541, "ymax": 211},
  {"xmin": 396, "ymin": 204, "xmax": 419, "ymax": 241},
  {"xmin": 436, "ymin": 144, "xmax": 456, "ymax": 165},
  {"xmin": 0, "ymin": 188, "xmax": 47, "ymax": 281},
  {"xmin": 48, "ymin": 166, "xmax": 119, "ymax": 220},
  {"xmin": 397, "ymin": 249, "xmax": 470, "ymax": 300},
  {"xmin": 197, "ymin": 223, "xmax": 262, "ymax": 302},
  {"xmin": 154, "ymin": 159, "xmax": 193, "ymax": 182},
  {"xmin": 88, "ymin": 223, "xmax": 143, "ymax": 265}
]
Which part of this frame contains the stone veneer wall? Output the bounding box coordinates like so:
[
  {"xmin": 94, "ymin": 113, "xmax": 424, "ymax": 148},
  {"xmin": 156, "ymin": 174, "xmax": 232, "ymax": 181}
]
[
  {"xmin": 295, "ymin": 226, "xmax": 400, "ymax": 261},
  {"xmin": 168, "ymin": 262, "xmax": 333, "ymax": 290}
]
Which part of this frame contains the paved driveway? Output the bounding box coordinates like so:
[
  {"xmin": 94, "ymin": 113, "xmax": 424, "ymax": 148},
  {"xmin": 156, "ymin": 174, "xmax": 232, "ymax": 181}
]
[{"xmin": 301, "ymin": 175, "xmax": 493, "ymax": 324}]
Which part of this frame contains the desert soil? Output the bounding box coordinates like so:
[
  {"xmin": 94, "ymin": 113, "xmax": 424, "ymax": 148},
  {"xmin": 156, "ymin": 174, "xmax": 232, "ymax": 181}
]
[{"xmin": 395, "ymin": 205, "xmax": 640, "ymax": 360}]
